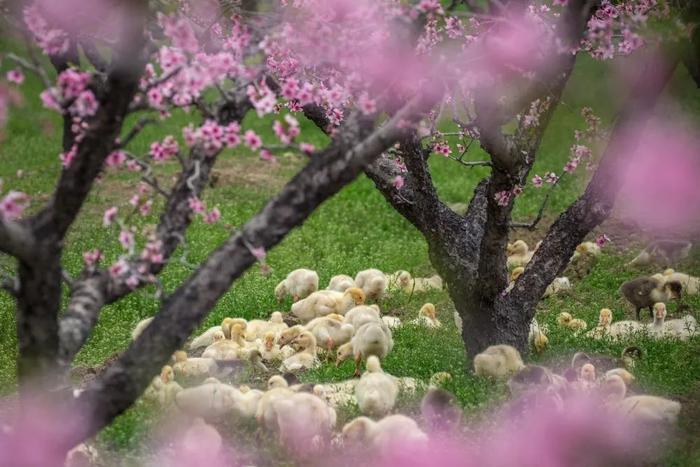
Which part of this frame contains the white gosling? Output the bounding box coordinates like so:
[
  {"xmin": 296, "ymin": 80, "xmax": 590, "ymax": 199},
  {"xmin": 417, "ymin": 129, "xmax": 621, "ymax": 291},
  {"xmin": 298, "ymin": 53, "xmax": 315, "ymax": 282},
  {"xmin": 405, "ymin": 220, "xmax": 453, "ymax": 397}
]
[
  {"xmin": 275, "ymin": 268, "xmax": 319, "ymax": 302},
  {"xmin": 355, "ymin": 269, "xmax": 388, "ymax": 301},
  {"xmin": 327, "ymin": 274, "xmax": 356, "ymax": 292},
  {"xmin": 355, "ymin": 356, "xmax": 399, "ymax": 417},
  {"xmin": 473, "ymin": 345, "xmax": 525, "ymax": 379}
]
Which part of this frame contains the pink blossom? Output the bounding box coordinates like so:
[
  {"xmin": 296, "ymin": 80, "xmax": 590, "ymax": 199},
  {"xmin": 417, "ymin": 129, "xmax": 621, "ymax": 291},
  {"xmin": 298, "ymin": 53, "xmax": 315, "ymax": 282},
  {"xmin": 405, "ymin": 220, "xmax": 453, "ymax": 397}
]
[
  {"xmin": 103, "ymin": 206, "xmax": 118, "ymax": 226},
  {"xmin": 532, "ymin": 175, "xmax": 543, "ymax": 187},
  {"xmin": 545, "ymin": 172, "xmax": 559, "ymax": 184},
  {"xmin": 244, "ymin": 130, "xmax": 263, "ymax": 150},
  {"xmin": 494, "ymin": 190, "xmax": 512, "ymax": 207},
  {"xmin": 40, "ymin": 89, "xmax": 60, "ymax": 112},
  {"xmin": 188, "ymin": 196, "xmax": 206, "ymax": 214},
  {"xmin": 125, "ymin": 275, "xmax": 140, "ymax": 289},
  {"xmin": 259, "ymin": 149, "xmax": 277, "ymax": 163},
  {"xmin": 6, "ymin": 69, "xmax": 25, "ymax": 85},
  {"xmin": 358, "ymin": 93, "xmax": 377, "ymax": 115},
  {"xmin": 141, "ymin": 240, "xmax": 164, "ymax": 264},
  {"xmin": 159, "ymin": 13, "xmax": 199, "ymax": 53},
  {"xmin": 203, "ymin": 207, "xmax": 221, "ymax": 224},
  {"xmin": 106, "ymin": 150, "xmax": 127, "ymax": 167},
  {"xmin": 129, "ymin": 195, "xmax": 140, "ymax": 207},
  {"xmin": 57, "ymin": 69, "xmax": 90, "ymax": 100},
  {"xmin": 109, "ymin": 259, "xmax": 128, "ymax": 278},
  {"xmin": 433, "ymin": 142, "xmax": 451, "ymax": 157},
  {"xmin": 59, "ymin": 146, "xmax": 77, "ymax": 167},
  {"xmin": 119, "ymin": 230, "xmax": 135, "ymax": 249},
  {"xmin": 615, "ymin": 117, "xmax": 700, "ymax": 233},
  {"xmin": 281, "ymin": 78, "xmax": 300, "ymax": 100},
  {"xmin": 139, "ymin": 200, "xmax": 153, "ymax": 216},
  {"xmin": 0, "ymin": 191, "xmax": 29, "ymax": 220},
  {"xmin": 563, "ymin": 158, "xmax": 579, "ymax": 173},
  {"xmin": 393, "ymin": 175, "xmax": 405, "ymax": 190},
  {"xmin": 299, "ymin": 143, "xmax": 315, "ymax": 155},
  {"xmin": 571, "ymin": 144, "xmax": 592, "ymax": 159},
  {"xmin": 247, "ymin": 81, "xmax": 277, "ymax": 117},
  {"xmin": 150, "ymin": 135, "xmax": 179, "ymax": 162},
  {"xmin": 147, "ymin": 88, "xmax": 164, "ymax": 109},
  {"xmin": 249, "ymin": 245, "xmax": 266, "ymax": 260},
  {"xmin": 83, "ymin": 249, "xmax": 103, "ymax": 266},
  {"xmin": 126, "ymin": 159, "xmax": 142, "ymax": 171},
  {"xmin": 71, "ymin": 90, "xmax": 98, "ymax": 117},
  {"xmin": 511, "ymin": 185, "xmax": 523, "ymax": 196},
  {"xmin": 23, "ymin": 5, "xmax": 69, "ymax": 56},
  {"xmin": 595, "ymin": 234, "xmax": 611, "ymax": 247}
]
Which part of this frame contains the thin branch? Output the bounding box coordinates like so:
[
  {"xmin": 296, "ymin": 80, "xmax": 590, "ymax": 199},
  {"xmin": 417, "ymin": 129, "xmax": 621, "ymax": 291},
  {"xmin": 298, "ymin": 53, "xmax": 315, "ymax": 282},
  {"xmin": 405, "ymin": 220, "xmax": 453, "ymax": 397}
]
[
  {"xmin": 117, "ymin": 117, "xmax": 158, "ymax": 149},
  {"xmin": 4, "ymin": 52, "xmax": 53, "ymax": 91},
  {"xmin": 510, "ymin": 171, "xmax": 566, "ymax": 230}
]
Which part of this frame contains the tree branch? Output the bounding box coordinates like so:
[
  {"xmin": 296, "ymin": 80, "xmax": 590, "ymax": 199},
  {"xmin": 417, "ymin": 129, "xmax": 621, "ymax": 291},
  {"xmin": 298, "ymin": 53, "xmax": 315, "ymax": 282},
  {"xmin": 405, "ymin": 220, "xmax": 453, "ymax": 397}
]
[
  {"xmin": 508, "ymin": 49, "xmax": 681, "ymax": 312},
  {"xmin": 0, "ymin": 218, "xmax": 35, "ymax": 262}
]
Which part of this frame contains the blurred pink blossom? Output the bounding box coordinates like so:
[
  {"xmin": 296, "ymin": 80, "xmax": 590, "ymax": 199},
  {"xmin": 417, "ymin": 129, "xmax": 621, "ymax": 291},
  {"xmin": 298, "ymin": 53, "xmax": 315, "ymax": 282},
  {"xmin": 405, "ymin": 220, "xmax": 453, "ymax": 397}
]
[
  {"xmin": 0, "ymin": 191, "xmax": 29, "ymax": 220},
  {"xmin": 393, "ymin": 175, "xmax": 405, "ymax": 190},
  {"xmin": 596, "ymin": 234, "xmax": 611, "ymax": 247},
  {"xmin": 6, "ymin": 69, "xmax": 25, "ymax": 85},
  {"xmin": 532, "ymin": 175, "xmax": 543, "ymax": 187},
  {"xmin": 103, "ymin": 206, "xmax": 118, "ymax": 226},
  {"xmin": 204, "ymin": 207, "xmax": 221, "ymax": 224},
  {"xmin": 615, "ymin": 117, "xmax": 700, "ymax": 233},
  {"xmin": 83, "ymin": 249, "xmax": 102, "ymax": 266}
]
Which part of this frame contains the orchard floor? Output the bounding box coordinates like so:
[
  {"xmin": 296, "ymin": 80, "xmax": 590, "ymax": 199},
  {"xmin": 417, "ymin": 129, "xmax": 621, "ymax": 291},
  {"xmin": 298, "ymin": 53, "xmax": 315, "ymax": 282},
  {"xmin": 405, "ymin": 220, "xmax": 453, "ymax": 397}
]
[{"xmin": 0, "ymin": 53, "xmax": 700, "ymax": 465}]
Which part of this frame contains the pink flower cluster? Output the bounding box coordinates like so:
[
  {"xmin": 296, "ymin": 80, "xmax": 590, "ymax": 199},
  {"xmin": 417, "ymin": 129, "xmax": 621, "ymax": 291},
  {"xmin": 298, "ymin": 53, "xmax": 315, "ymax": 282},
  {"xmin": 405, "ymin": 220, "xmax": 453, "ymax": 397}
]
[
  {"xmin": 183, "ymin": 121, "xmax": 241, "ymax": 156},
  {"xmin": 146, "ymin": 44, "xmax": 240, "ymax": 110},
  {"xmin": 41, "ymin": 69, "xmax": 98, "ymax": 118},
  {"xmin": 83, "ymin": 249, "xmax": 103, "ymax": 266},
  {"xmin": 141, "ymin": 239, "xmax": 164, "ymax": 264},
  {"xmin": 6, "ymin": 70, "xmax": 25, "ymax": 85},
  {"xmin": 158, "ymin": 13, "xmax": 199, "ymax": 54},
  {"xmin": 532, "ymin": 172, "xmax": 560, "ymax": 188},
  {"xmin": 106, "ymin": 150, "xmax": 127, "ymax": 168},
  {"xmin": 23, "ymin": 4, "xmax": 69, "ymax": 56},
  {"xmin": 247, "ymin": 81, "xmax": 277, "ymax": 117},
  {"xmin": 150, "ymin": 136, "xmax": 179, "ymax": 162},
  {"xmin": 494, "ymin": 190, "xmax": 512, "ymax": 207},
  {"xmin": 583, "ymin": 0, "xmax": 655, "ymax": 60},
  {"xmin": 272, "ymin": 115, "xmax": 300, "ymax": 144},
  {"xmin": 0, "ymin": 191, "xmax": 29, "ymax": 220},
  {"xmin": 188, "ymin": 196, "xmax": 221, "ymax": 225},
  {"xmin": 433, "ymin": 142, "xmax": 451, "ymax": 157}
]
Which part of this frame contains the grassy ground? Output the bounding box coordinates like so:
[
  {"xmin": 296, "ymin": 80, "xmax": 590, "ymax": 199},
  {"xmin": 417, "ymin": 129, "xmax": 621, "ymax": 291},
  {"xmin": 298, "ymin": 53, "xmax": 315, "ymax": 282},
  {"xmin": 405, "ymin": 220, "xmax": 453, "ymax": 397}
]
[{"xmin": 1, "ymin": 52, "xmax": 700, "ymax": 464}]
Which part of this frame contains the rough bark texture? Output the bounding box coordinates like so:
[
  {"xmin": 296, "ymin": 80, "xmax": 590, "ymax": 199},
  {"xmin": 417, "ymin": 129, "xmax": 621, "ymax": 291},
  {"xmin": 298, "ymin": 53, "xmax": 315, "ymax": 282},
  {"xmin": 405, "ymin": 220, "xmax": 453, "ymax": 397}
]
[{"xmin": 16, "ymin": 27, "xmax": 147, "ymax": 386}]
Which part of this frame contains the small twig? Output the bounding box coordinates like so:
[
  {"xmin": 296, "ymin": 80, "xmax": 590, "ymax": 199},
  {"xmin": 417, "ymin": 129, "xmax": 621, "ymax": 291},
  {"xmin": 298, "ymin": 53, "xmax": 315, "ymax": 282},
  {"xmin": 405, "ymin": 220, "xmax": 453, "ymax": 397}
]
[
  {"xmin": 61, "ymin": 269, "xmax": 75, "ymax": 288},
  {"xmin": 448, "ymin": 157, "xmax": 491, "ymax": 168},
  {"xmin": 510, "ymin": 170, "xmax": 567, "ymax": 231},
  {"xmin": 118, "ymin": 117, "xmax": 157, "ymax": 149},
  {"xmin": 122, "ymin": 152, "xmax": 170, "ymax": 198},
  {"xmin": 5, "ymin": 52, "xmax": 53, "ymax": 90}
]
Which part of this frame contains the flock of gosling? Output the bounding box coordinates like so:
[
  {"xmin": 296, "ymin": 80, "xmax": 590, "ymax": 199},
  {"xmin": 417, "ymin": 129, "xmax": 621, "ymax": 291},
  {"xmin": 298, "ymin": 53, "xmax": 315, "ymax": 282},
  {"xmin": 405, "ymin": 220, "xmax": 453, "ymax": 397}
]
[
  {"xmin": 135, "ymin": 268, "xmax": 448, "ymax": 455},
  {"xmin": 132, "ymin": 239, "xmax": 698, "ymax": 457}
]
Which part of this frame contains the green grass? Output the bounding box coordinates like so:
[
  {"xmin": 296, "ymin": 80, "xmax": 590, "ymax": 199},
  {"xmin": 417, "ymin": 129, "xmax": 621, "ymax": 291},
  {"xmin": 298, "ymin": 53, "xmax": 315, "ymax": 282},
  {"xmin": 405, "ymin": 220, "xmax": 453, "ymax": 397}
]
[{"xmin": 1, "ymin": 52, "xmax": 700, "ymax": 464}]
